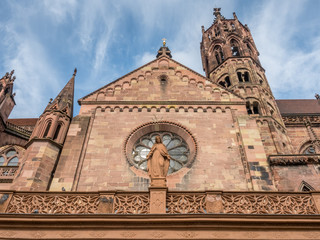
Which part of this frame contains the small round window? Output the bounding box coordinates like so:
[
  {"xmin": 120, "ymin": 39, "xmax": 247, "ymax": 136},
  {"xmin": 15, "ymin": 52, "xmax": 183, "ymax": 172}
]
[{"xmin": 132, "ymin": 132, "xmax": 190, "ymax": 174}]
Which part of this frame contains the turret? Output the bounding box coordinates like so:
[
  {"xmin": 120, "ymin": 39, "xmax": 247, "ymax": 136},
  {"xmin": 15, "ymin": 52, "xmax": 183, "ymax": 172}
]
[
  {"xmin": 30, "ymin": 69, "xmax": 75, "ymax": 145},
  {"xmin": 11, "ymin": 69, "xmax": 75, "ymax": 191}
]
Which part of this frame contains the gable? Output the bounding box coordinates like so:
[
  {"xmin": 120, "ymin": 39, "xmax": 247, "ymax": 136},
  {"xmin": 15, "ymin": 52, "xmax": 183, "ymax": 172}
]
[{"xmin": 79, "ymin": 56, "xmax": 244, "ymax": 104}]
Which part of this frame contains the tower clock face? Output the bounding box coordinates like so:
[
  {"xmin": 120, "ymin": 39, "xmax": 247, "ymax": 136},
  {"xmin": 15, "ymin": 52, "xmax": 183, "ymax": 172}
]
[{"xmin": 132, "ymin": 132, "xmax": 190, "ymax": 174}]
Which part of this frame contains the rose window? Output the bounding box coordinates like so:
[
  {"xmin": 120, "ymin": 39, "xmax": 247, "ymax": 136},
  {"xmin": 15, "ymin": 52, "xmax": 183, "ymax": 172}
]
[{"xmin": 132, "ymin": 132, "xmax": 189, "ymax": 174}]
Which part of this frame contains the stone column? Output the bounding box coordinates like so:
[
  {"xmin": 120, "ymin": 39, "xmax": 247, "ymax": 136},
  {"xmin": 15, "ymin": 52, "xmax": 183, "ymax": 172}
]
[{"xmin": 149, "ymin": 187, "xmax": 167, "ymax": 214}]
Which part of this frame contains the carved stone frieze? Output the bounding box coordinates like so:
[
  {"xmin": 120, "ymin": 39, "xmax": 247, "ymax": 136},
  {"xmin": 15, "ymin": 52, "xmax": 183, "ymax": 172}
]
[
  {"xmin": 114, "ymin": 193, "xmax": 149, "ymax": 214},
  {"xmin": 166, "ymin": 193, "xmax": 206, "ymax": 214},
  {"xmin": 269, "ymin": 154, "xmax": 320, "ymax": 166},
  {"xmin": 222, "ymin": 194, "xmax": 317, "ymax": 214},
  {"xmin": 282, "ymin": 115, "xmax": 320, "ymax": 125},
  {"xmin": 6, "ymin": 193, "xmax": 99, "ymax": 214},
  {"xmin": 1, "ymin": 191, "xmax": 319, "ymax": 216}
]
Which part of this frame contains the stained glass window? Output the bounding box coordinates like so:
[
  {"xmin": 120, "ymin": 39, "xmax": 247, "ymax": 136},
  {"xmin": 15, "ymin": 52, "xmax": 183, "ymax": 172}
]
[{"xmin": 132, "ymin": 132, "xmax": 189, "ymax": 174}]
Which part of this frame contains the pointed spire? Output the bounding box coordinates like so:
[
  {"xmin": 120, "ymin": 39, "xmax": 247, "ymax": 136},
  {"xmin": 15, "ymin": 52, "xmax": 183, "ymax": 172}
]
[{"xmin": 44, "ymin": 69, "xmax": 75, "ymax": 118}]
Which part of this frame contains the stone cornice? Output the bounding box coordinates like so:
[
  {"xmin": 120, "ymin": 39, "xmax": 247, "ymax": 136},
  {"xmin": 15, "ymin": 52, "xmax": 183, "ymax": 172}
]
[
  {"xmin": 25, "ymin": 137, "xmax": 63, "ymax": 149},
  {"xmin": 79, "ymin": 100, "xmax": 245, "ymax": 106},
  {"xmin": 268, "ymin": 154, "xmax": 320, "ymax": 166}
]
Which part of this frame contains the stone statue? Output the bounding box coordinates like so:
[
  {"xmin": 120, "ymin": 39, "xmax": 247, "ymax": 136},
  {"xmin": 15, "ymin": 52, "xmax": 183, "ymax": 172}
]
[{"xmin": 147, "ymin": 136, "xmax": 170, "ymax": 186}]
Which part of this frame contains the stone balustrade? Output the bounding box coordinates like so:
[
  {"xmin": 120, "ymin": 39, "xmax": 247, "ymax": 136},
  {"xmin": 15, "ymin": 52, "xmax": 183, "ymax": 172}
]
[
  {"xmin": 0, "ymin": 166, "xmax": 19, "ymax": 183},
  {"xmin": 6, "ymin": 121, "xmax": 33, "ymax": 137},
  {"xmin": 0, "ymin": 190, "xmax": 319, "ymax": 215}
]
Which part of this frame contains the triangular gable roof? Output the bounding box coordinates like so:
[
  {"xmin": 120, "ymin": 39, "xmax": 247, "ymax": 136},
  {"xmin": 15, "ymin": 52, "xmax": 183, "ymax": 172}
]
[{"xmin": 79, "ymin": 56, "xmax": 244, "ymax": 103}]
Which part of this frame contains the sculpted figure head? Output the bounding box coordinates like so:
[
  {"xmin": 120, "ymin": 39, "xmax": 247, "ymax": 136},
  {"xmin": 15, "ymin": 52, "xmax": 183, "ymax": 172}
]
[{"xmin": 155, "ymin": 136, "xmax": 162, "ymax": 143}]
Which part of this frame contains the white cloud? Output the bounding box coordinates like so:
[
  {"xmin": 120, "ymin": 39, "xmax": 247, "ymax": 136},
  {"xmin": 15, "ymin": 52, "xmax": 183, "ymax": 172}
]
[
  {"xmin": 248, "ymin": 0, "xmax": 320, "ymax": 99},
  {"xmin": 1, "ymin": 2, "xmax": 60, "ymax": 118},
  {"xmin": 42, "ymin": 0, "xmax": 77, "ymax": 23}
]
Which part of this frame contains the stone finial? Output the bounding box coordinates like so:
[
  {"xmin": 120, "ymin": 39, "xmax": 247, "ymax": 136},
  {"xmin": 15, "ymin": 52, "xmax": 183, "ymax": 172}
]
[
  {"xmin": 201, "ymin": 25, "xmax": 205, "ymax": 34},
  {"xmin": 49, "ymin": 98, "xmax": 53, "ymax": 104},
  {"xmin": 213, "ymin": 8, "xmax": 221, "ymax": 18},
  {"xmin": 315, "ymin": 93, "xmax": 320, "ymax": 104},
  {"xmin": 73, "ymin": 68, "xmax": 77, "ymax": 77},
  {"xmin": 233, "ymin": 12, "xmax": 238, "ymax": 20},
  {"xmin": 162, "ymin": 38, "xmax": 166, "ymax": 47}
]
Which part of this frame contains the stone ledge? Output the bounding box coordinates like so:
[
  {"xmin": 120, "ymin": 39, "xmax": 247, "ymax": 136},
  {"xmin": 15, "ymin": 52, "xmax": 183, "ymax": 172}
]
[{"xmin": 268, "ymin": 154, "xmax": 320, "ymax": 166}]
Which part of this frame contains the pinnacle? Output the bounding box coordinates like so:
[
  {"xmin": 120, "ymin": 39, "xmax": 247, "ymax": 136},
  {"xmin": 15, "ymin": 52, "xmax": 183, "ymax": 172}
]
[{"xmin": 44, "ymin": 69, "xmax": 75, "ymax": 118}]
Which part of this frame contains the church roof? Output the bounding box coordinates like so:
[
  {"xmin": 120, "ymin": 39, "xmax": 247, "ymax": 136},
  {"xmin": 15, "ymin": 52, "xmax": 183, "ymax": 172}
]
[{"xmin": 276, "ymin": 99, "xmax": 320, "ymax": 115}]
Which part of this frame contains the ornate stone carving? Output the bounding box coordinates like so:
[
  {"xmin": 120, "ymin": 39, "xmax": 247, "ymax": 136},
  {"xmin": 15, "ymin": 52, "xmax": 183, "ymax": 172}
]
[
  {"xmin": 167, "ymin": 193, "xmax": 206, "ymax": 214},
  {"xmin": 282, "ymin": 115, "xmax": 320, "ymax": 125},
  {"xmin": 6, "ymin": 194, "xmax": 99, "ymax": 214},
  {"xmin": 222, "ymin": 194, "xmax": 317, "ymax": 214},
  {"xmin": 120, "ymin": 231, "xmax": 137, "ymax": 238},
  {"xmin": 151, "ymin": 232, "xmax": 166, "ymax": 239},
  {"xmin": 114, "ymin": 193, "xmax": 149, "ymax": 214},
  {"xmin": 269, "ymin": 154, "xmax": 320, "ymax": 166},
  {"xmin": 177, "ymin": 231, "xmax": 198, "ymax": 239}
]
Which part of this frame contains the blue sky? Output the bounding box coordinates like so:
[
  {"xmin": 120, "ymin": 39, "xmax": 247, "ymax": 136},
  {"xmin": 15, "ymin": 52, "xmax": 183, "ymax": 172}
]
[{"xmin": 0, "ymin": 0, "xmax": 320, "ymax": 118}]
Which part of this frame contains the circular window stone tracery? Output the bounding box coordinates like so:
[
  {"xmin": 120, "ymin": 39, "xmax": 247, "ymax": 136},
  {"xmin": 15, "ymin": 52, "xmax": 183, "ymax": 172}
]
[
  {"xmin": 132, "ymin": 132, "xmax": 190, "ymax": 174},
  {"xmin": 125, "ymin": 121, "xmax": 197, "ymax": 175}
]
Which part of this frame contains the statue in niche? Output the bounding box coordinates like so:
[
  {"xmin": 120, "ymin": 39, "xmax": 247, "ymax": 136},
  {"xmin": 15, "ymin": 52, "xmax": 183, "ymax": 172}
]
[{"xmin": 147, "ymin": 136, "xmax": 170, "ymax": 186}]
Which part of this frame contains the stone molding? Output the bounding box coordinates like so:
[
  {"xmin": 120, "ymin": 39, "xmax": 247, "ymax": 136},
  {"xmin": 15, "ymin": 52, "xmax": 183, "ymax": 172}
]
[
  {"xmin": 80, "ymin": 100, "xmax": 245, "ymax": 106},
  {"xmin": 1, "ymin": 215, "xmax": 320, "ymax": 239},
  {"xmin": 269, "ymin": 154, "xmax": 320, "ymax": 166}
]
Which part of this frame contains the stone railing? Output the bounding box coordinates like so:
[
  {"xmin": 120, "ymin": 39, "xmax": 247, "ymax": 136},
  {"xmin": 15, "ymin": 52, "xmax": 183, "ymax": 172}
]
[
  {"xmin": 269, "ymin": 154, "xmax": 320, "ymax": 166},
  {"xmin": 0, "ymin": 190, "xmax": 319, "ymax": 215},
  {"xmin": 6, "ymin": 121, "xmax": 33, "ymax": 137},
  {"xmin": 0, "ymin": 166, "xmax": 19, "ymax": 183}
]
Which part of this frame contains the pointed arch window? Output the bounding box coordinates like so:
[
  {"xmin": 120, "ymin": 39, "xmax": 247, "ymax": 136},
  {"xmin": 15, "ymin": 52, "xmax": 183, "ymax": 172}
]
[
  {"xmin": 53, "ymin": 123, "xmax": 62, "ymax": 140},
  {"xmin": 213, "ymin": 46, "xmax": 224, "ymax": 65},
  {"xmin": 43, "ymin": 121, "xmax": 52, "ymax": 138},
  {"xmin": 230, "ymin": 39, "xmax": 240, "ymax": 56},
  {"xmin": 0, "ymin": 147, "xmax": 21, "ymax": 167}
]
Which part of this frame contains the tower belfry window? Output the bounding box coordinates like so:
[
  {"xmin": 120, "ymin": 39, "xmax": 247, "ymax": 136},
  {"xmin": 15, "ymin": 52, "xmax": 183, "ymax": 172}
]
[
  {"xmin": 214, "ymin": 46, "xmax": 224, "ymax": 65},
  {"xmin": 230, "ymin": 39, "xmax": 240, "ymax": 56},
  {"xmin": 237, "ymin": 71, "xmax": 250, "ymax": 83}
]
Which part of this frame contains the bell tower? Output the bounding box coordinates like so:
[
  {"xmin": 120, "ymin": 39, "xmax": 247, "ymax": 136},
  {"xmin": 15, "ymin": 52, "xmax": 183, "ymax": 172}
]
[{"xmin": 200, "ymin": 9, "xmax": 292, "ymax": 155}]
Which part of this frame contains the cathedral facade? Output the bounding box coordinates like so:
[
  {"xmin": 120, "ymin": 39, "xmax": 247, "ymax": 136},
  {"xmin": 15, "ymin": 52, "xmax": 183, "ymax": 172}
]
[{"xmin": 0, "ymin": 9, "xmax": 320, "ymax": 239}]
